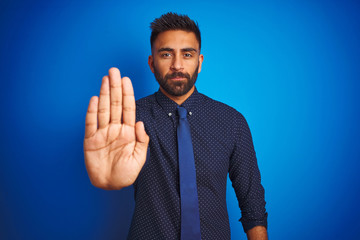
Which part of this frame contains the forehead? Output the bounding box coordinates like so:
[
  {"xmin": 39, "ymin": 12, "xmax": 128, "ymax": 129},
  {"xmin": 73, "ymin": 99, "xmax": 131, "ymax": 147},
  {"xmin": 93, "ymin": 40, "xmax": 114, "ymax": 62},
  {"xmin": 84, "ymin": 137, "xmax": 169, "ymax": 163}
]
[{"xmin": 153, "ymin": 30, "xmax": 199, "ymax": 50}]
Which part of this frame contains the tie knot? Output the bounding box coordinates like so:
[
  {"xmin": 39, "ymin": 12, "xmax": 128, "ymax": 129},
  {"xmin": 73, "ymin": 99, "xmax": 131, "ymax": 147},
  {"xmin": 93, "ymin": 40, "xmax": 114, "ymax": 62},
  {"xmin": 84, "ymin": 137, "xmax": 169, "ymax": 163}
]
[{"xmin": 177, "ymin": 106, "xmax": 188, "ymax": 119}]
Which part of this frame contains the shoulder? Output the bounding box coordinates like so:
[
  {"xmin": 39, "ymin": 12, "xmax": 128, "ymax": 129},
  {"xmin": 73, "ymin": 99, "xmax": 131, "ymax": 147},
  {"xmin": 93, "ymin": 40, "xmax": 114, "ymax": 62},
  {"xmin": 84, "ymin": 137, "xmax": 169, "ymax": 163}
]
[
  {"xmin": 136, "ymin": 93, "xmax": 156, "ymax": 108},
  {"xmin": 197, "ymin": 92, "xmax": 251, "ymax": 150},
  {"xmin": 198, "ymin": 93, "xmax": 251, "ymax": 137},
  {"xmin": 200, "ymin": 92, "xmax": 245, "ymax": 121},
  {"xmin": 135, "ymin": 93, "xmax": 157, "ymax": 122},
  {"xmin": 135, "ymin": 93, "xmax": 157, "ymax": 114}
]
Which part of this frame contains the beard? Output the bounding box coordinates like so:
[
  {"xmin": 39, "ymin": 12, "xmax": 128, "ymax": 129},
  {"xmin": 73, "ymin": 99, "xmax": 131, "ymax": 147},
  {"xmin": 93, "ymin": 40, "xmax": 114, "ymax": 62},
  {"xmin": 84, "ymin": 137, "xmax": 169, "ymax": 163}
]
[{"xmin": 153, "ymin": 64, "xmax": 199, "ymax": 96}]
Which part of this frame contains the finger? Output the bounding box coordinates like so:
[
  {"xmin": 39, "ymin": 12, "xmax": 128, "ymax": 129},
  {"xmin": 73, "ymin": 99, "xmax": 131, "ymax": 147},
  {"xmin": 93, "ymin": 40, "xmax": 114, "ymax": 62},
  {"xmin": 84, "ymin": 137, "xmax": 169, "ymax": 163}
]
[
  {"xmin": 122, "ymin": 77, "xmax": 136, "ymax": 127},
  {"xmin": 109, "ymin": 67, "xmax": 122, "ymax": 124},
  {"xmin": 85, "ymin": 96, "xmax": 98, "ymax": 138},
  {"xmin": 98, "ymin": 76, "xmax": 110, "ymax": 128},
  {"xmin": 133, "ymin": 121, "xmax": 149, "ymax": 167}
]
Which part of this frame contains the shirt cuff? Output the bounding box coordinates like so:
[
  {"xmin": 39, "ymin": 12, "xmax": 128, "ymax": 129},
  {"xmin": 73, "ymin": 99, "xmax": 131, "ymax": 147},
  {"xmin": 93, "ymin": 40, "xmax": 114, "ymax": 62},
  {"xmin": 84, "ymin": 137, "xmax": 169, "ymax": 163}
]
[{"xmin": 240, "ymin": 212, "xmax": 268, "ymax": 233}]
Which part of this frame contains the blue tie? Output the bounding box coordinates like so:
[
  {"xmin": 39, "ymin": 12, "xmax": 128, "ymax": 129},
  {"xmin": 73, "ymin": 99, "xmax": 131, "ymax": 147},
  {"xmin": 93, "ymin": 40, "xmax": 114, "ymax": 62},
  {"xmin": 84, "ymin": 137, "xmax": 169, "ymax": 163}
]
[{"xmin": 177, "ymin": 106, "xmax": 201, "ymax": 240}]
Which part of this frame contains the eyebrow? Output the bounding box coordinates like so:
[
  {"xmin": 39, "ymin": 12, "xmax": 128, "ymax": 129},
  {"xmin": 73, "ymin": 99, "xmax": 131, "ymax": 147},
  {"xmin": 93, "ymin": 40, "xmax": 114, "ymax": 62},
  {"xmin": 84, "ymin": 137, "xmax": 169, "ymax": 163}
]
[
  {"xmin": 182, "ymin": 48, "xmax": 197, "ymax": 53},
  {"xmin": 158, "ymin": 47, "xmax": 198, "ymax": 53}
]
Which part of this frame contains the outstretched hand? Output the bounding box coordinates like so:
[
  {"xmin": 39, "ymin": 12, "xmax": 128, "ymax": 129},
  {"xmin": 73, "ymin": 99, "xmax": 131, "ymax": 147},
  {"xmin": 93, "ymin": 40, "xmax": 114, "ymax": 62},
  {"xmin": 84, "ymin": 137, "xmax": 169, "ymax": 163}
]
[{"xmin": 84, "ymin": 68, "xmax": 149, "ymax": 190}]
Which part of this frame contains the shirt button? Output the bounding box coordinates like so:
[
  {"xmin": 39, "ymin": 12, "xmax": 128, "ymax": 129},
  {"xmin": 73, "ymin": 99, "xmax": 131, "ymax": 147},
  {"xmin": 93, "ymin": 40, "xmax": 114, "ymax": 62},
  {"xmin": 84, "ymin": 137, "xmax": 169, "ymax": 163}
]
[
  {"xmin": 168, "ymin": 113, "xmax": 172, "ymax": 116},
  {"xmin": 189, "ymin": 112, "xmax": 193, "ymax": 116}
]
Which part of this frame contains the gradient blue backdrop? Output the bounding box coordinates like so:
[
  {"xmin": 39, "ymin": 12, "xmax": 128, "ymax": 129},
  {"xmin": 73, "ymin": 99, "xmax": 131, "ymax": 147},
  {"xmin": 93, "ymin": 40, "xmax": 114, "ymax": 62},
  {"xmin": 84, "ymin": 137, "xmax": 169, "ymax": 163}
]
[{"xmin": 1, "ymin": 0, "xmax": 359, "ymax": 239}]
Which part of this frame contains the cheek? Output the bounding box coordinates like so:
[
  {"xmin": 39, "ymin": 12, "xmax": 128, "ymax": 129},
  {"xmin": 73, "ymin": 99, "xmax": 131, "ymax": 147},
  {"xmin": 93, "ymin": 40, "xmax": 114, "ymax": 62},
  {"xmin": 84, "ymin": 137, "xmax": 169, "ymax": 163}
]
[
  {"xmin": 155, "ymin": 61, "xmax": 171, "ymax": 74},
  {"xmin": 185, "ymin": 61, "xmax": 199, "ymax": 73}
]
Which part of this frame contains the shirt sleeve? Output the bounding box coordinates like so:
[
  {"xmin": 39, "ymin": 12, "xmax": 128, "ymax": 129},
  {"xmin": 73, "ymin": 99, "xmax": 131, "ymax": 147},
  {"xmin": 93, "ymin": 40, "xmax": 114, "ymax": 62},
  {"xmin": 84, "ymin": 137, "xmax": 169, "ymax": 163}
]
[{"xmin": 228, "ymin": 112, "xmax": 268, "ymax": 233}]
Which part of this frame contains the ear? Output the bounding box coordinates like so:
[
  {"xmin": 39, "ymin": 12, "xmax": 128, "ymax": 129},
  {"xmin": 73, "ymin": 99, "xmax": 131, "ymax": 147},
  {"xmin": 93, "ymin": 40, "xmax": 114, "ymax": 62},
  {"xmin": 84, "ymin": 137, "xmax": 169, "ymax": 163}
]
[
  {"xmin": 148, "ymin": 55, "xmax": 155, "ymax": 73},
  {"xmin": 197, "ymin": 54, "xmax": 204, "ymax": 73}
]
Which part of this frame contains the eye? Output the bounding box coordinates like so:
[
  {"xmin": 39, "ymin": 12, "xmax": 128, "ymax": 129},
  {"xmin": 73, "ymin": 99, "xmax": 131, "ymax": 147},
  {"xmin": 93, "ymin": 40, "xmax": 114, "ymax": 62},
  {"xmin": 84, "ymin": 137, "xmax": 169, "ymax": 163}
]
[
  {"xmin": 184, "ymin": 53, "xmax": 192, "ymax": 58},
  {"xmin": 161, "ymin": 53, "xmax": 172, "ymax": 58}
]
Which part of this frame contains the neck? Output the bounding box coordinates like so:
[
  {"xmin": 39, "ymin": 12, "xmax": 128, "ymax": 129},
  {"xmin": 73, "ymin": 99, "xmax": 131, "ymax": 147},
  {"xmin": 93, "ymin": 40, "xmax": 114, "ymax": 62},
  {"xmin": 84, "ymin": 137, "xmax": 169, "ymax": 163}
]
[{"xmin": 160, "ymin": 86, "xmax": 195, "ymax": 105}]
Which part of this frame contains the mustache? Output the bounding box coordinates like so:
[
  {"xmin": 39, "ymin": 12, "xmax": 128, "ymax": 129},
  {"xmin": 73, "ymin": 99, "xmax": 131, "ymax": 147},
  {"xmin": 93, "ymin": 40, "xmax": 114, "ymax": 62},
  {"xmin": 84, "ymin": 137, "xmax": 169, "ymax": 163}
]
[{"xmin": 165, "ymin": 71, "xmax": 190, "ymax": 79}]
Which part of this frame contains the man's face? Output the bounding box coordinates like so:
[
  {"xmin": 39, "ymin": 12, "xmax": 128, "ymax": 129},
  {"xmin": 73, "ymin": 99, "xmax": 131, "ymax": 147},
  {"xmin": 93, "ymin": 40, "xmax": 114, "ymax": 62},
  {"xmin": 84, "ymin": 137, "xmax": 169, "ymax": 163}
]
[{"xmin": 148, "ymin": 30, "xmax": 204, "ymax": 97}]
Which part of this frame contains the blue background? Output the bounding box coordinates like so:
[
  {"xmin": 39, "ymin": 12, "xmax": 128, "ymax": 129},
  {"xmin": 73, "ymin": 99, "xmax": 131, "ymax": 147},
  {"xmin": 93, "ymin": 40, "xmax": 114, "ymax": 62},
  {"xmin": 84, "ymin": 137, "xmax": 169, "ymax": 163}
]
[{"xmin": 1, "ymin": 0, "xmax": 359, "ymax": 239}]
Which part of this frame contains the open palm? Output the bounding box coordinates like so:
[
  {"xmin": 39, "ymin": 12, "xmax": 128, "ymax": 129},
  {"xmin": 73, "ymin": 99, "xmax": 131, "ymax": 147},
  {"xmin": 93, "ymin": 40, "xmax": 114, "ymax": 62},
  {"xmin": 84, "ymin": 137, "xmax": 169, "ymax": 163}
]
[{"xmin": 84, "ymin": 68, "xmax": 149, "ymax": 190}]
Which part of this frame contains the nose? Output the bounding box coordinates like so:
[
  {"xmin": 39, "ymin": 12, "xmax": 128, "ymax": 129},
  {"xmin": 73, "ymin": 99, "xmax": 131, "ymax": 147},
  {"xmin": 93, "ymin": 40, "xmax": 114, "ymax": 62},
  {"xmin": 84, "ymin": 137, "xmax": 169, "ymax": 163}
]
[{"xmin": 170, "ymin": 54, "xmax": 184, "ymax": 71}]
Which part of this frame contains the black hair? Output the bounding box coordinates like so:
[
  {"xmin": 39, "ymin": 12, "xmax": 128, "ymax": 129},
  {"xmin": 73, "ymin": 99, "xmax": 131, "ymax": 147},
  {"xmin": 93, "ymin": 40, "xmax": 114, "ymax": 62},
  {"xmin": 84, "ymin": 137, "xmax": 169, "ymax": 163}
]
[{"xmin": 150, "ymin": 12, "xmax": 201, "ymax": 50}]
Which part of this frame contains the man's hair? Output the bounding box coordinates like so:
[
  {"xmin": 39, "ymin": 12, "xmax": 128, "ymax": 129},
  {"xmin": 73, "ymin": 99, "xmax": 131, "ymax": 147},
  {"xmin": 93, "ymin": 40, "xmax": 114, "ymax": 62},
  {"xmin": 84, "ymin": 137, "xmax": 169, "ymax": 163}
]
[{"xmin": 150, "ymin": 12, "xmax": 201, "ymax": 50}]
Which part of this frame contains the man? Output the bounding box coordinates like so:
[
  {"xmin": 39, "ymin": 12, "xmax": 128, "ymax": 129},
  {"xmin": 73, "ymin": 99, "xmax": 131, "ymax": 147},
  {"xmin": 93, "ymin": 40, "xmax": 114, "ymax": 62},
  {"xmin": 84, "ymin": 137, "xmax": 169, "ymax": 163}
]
[{"xmin": 84, "ymin": 13, "xmax": 268, "ymax": 240}]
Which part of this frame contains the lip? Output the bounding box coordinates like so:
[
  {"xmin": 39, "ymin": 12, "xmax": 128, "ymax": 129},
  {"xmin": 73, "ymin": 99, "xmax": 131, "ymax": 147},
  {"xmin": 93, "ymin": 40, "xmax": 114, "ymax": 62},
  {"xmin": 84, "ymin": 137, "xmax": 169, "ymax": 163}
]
[{"xmin": 170, "ymin": 77, "xmax": 186, "ymax": 81}]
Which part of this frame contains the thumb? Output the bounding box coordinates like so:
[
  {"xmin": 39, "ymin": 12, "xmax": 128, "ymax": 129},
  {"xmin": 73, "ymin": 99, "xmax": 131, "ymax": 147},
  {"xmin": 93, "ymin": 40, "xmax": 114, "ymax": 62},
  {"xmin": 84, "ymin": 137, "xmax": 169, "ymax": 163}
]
[{"xmin": 133, "ymin": 121, "xmax": 150, "ymax": 166}]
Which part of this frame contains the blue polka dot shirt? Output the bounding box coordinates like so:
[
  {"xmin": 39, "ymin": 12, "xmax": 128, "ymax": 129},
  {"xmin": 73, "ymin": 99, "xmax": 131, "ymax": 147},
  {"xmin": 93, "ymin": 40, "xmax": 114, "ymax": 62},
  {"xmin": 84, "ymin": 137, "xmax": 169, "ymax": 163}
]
[{"xmin": 128, "ymin": 88, "xmax": 267, "ymax": 239}]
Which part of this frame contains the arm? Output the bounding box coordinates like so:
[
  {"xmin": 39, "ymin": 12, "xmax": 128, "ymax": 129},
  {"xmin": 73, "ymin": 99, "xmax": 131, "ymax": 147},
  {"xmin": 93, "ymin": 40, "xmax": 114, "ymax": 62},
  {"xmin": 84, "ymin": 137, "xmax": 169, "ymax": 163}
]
[
  {"xmin": 228, "ymin": 113, "xmax": 268, "ymax": 236},
  {"xmin": 84, "ymin": 67, "xmax": 149, "ymax": 190},
  {"xmin": 246, "ymin": 226, "xmax": 268, "ymax": 240}
]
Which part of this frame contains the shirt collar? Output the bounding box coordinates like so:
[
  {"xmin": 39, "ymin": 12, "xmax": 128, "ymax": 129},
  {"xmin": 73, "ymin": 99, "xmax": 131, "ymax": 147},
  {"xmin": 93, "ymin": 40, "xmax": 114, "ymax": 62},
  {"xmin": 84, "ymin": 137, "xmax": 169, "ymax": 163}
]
[{"xmin": 155, "ymin": 87, "xmax": 203, "ymax": 115}]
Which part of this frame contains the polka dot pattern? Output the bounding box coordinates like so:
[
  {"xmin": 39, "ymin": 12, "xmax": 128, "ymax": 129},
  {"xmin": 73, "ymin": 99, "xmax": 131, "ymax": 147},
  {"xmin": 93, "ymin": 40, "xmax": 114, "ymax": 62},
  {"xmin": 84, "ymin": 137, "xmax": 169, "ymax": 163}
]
[{"xmin": 127, "ymin": 88, "xmax": 267, "ymax": 239}]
